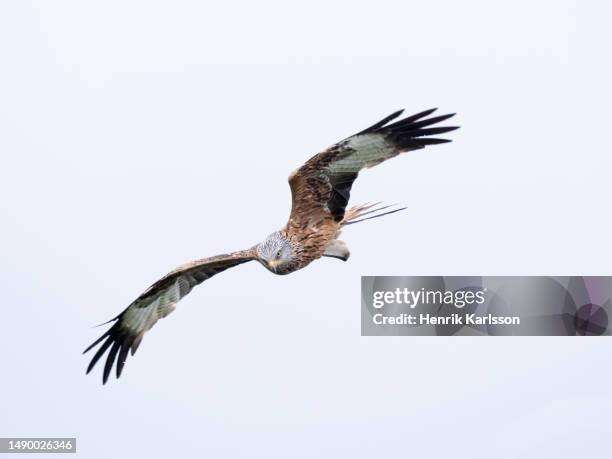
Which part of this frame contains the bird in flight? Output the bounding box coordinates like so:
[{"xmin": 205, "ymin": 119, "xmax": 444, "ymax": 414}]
[{"xmin": 84, "ymin": 108, "xmax": 458, "ymax": 383}]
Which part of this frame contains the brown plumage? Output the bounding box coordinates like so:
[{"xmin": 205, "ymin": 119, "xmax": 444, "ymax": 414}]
[
  {"xmin": 282, "ymin": 107, "xmax": 456, "ymax": 271},
  {"xmin": 84, "ymin": 108, "xmax": 458, "ymax": 383}
]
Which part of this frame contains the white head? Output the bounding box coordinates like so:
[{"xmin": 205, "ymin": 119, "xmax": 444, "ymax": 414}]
[{"xmin": 256, "ymin": 231, "xmax": 295, "ymax": 274}]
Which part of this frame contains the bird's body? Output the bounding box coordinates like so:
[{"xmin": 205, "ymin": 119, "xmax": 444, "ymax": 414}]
[{"xmin": 84, "ymin": 108, "xmax": 458, "ymax": 383}]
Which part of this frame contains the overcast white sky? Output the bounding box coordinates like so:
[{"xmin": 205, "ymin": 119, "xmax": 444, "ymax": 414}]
[{"xmin": 1, "ymin": 1, "xmax": 611, "ymax": 458}]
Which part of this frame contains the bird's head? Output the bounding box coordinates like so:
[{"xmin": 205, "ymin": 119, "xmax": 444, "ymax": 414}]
[{"xmin": 256, "ymin": 231, "xmax": 295, "ymax": 274}]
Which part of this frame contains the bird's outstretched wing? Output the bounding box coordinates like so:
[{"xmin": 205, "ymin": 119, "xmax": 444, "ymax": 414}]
[
  {"xmin": 84, "ymin": 250, "xmax": 256, "ymax": 384},
  {"xmin": 287, "ymin": 108, "xmax": 458, "ymax": 229}
]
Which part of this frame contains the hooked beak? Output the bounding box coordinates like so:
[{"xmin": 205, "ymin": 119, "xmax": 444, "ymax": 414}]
[{"xmin": 266, "ymin": 259, "xmax": 280, "ymax": 270}]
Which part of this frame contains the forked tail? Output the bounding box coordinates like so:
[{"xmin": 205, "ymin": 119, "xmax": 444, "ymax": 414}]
[{"xmin": 341, "ymin": 202, "xmax": 407, "ymax": 226}]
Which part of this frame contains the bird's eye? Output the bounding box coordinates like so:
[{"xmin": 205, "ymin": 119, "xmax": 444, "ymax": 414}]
[{"xmin": 276, "ymin": 249, "xmax": 282, "ymax": 258}]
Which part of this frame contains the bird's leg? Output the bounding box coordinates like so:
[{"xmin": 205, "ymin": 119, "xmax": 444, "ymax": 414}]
[{"xmin": 322, "ymin": 239, "xmax": 350, "ymax": 261}]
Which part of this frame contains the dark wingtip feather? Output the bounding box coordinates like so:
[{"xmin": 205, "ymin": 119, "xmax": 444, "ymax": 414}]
[
  {"xmin": 397, "ymin": 108, "xmax": 438, "ymax": 125},
  {"xmin": 83, "ymin": 330, "xmax": 110, "ymax": 355},
  {"xmin": 116, "ymin": 340, "xmax": 132, "ymax": 378},
  {"xmin": 103, "ymin": 341, "xmax": 121, "ymax": 384},
  {"xmin": 381, "ymin": 109, "xmax": 458, "ymax": 149},
  {"xmin": 83, "ymin": 315, "xmax": 122, "ymax": 354},
  {"xmin": 416, "ymin": 138, "xmax": 453, "ymax": 145},
  {"xmin": 392, "ymin": 113, "xmax": 456, "ymax": 131},
  {"xmin": 86, "ymin": 335, "xmax": 114, "ymax": 374},
  {"xmin": 411, "ymin": 126, "xmax": 460, "ymax": 137},
  {"xmin": 84, "ymin": 317, "xmax": 134, "ymax": 383},
  {"xmin": 357, "ymin": 109, "xmax": 405, "ymax": 135}
]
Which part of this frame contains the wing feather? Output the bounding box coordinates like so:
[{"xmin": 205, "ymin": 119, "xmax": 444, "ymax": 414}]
[
  {"xmin": 84, "ymin": 250, "xmax": 256, "ymax": 384},
  {"xmin": 287, "ymin": 108, "xmax": 458, "ymax": 230}
]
